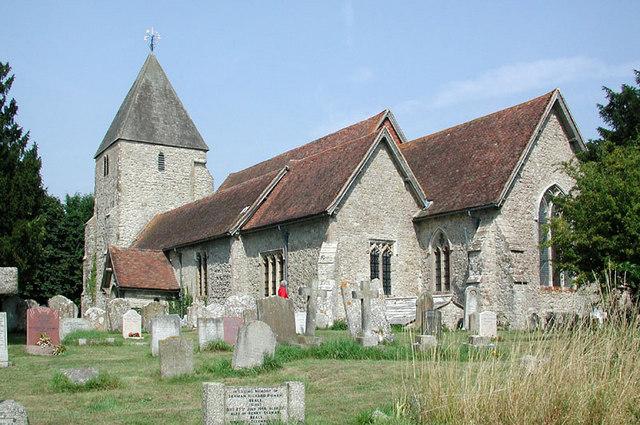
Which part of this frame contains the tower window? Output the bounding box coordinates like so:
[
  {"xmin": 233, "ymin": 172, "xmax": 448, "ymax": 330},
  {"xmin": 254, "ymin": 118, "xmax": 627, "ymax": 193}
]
[
  {"xmin": 103, "ymin": 155, "xmax": 109, "ymax": 177},
  {"xmin": 158, "ymin": 152, "xmax": 165, "ymax": 172}
]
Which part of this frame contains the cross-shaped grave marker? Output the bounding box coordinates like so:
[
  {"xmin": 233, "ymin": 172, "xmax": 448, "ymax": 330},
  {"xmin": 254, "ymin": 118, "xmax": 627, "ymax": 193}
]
[{"xmin": 352, "ymin": 277, "xmax": 379, "ymax": 347}]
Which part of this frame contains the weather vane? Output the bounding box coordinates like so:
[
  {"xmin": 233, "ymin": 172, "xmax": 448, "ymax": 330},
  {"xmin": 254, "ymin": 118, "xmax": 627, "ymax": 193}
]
[{"xmin": 144, "ymin": 27, "xmax": 161, "ymax": 52}]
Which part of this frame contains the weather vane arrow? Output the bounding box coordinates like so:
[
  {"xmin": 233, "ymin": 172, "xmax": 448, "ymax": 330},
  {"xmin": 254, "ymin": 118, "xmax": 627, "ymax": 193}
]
[{"xmin": 144, "ymin": 27, "xmax": 161, "ymax": 52}]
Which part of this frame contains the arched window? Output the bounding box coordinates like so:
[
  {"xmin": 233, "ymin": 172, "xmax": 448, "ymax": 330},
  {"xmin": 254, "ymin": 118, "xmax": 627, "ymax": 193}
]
[
  {"xmin": 369, "ymin": 241, "xmax": 393, "ymax": 295},
  {"xmin": 539, "ymin": 186, "xmax": 563, "ymax": 287},
  {"xmin": 158, "ymin": 152, "xmax": 165, "ymax": 171},
  {"xmin": 432, "ymin": 231, "xmax": 451, "ymax": 292},
  {"xmin": 103, "ymin": 155, "xmax": 109, "ymax": 177}
]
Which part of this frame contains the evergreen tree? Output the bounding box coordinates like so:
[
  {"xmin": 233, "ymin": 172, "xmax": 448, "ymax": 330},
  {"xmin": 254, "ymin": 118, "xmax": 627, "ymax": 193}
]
[{"xmin": 0, "ymin": 62, "xmax": 46, "ymax": 294}]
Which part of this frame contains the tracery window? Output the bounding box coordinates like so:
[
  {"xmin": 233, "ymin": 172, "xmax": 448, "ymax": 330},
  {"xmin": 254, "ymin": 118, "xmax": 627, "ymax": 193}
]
[
  {"xmin": 158, "ymin": 152, "xmax": 165, "ymax": 172},
  {"xmin": 196, "ymin": 252, "xmax": 208, "ymax": 298},
  {"xmin": 103, "ymin": 155, "xmax": 109, "ymax": 177},
  {"xmin": 262, "ymin": 250, "xmax": 284, "ymax": 297},
  {"xmin": 369, "ymin": 241, "xmax": 393, "ymax": 295},
  {"xmin": 433, "ymin": 231, "xmax": 451, "ymax": 292},
  {"xmin": 539, "ymin": 186, "xmax": 565, "ymax": 287}
]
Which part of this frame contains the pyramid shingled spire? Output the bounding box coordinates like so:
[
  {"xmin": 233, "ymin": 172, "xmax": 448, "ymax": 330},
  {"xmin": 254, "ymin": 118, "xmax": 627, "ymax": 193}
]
[{"xmin": 95, "ymin": 53, "xmax": 208, "ymax": 158}]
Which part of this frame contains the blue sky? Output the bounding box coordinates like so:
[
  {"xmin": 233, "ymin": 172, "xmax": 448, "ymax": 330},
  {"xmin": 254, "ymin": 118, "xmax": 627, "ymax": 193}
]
[{"xmin": 3, "ymin": 1, "xmax": 639, "ymax": 198}]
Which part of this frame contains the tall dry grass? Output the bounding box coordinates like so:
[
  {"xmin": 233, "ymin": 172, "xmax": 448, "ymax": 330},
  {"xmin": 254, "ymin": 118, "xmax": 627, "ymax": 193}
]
[{"xmin": 400, "ymin": 302, "xmax": 640, "ymax": 423}]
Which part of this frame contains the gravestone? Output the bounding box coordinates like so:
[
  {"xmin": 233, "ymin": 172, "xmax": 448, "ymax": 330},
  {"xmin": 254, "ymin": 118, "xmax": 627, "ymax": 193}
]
[
  {"xmin": 294, "ymin": 312, "xmax": 306, "ymax": 334},
  {"xmin": 369, "ymin": 279, "xmax": 393, "ymax": 343},
  {"xmin": 468, "ymin": 312, "xmax": 479, "ymax": 334},
  {"xmin": 204, "ymin": 303, "xmax": 225, "ymax": 319},
  {"xmin": 122, "ymin": 309, "xmax": 142, "ymax": 338},
  {"xmin": 26, "ymin": 307, "xmax": 60, "ymax": 346},
  {"xmin": 59, "ymin": 318, "xmax": 93, "ymax": 341},
  {"xmin": 186, "ymin": 299, "xmax": 206, "ymax": 328},
  {"xmin": 340, "ymin": 279, "xmax": 361, "ymax": 337},
  {"xmin": 48, "ymin": 295, "xmax": 78, "ymax": 319},
  {"xmin": 316, "ymin": 241, "xmax": 338, "ymax": 328},
  {"xmin": 478, "ymin": 311, "xmax": 497, "ymax": 338},
  {"xmin": 0, "ymin": 400, "xmax": 28, "ymax": 425},
  {"xmin": 107, "ymin": 298, "xmax": 130, "ymax": 332},
  {"xmin": 0, "ymin": 312, "xmax": 8, "ymax": 367},
  {"xmin": 256, "ymin": 296, "xmax": 296, "ymax": 344},
  {"xmin": 224, "ymin": 294, "xmax": 256, "ymax": 318},
  {"xmin": 385, "ymin": 296, "xmax": 418, "ymax": 325},
  {"xmin": 464, "ymin": 286, "xmax": 479, "ymax": 330},
  {"xmin": 223, "ymin": 317, "xmax": 244, "ymax": 346},
  {"xmin": 415, "ymin": 291, "xmax": 434, "ymax": 332},
  {"xmin": 159, "ymin": 336, "xmax": 194, "ymax": 378},
  {"xmin": 231, "ymin": 320, "xmax": 276, "ymax": 370},
  {"xmin": 142, "ymin": 301, "xmax": 167, "ymax": 332},
  {"xmin": 0, "ymin": 267, "xmax": 18, "ymax": 295},
  {"xmin": 422, "ymin": 310, "xmax": 442, "ymax": 338},
  {"xmin": 203, "ymin": 381, "xmax": 305, "ymax": 425},
  {"xmin": 150, "ymin": 314, "xmax": 181, "ymax": 356},
  {"xmin": 352, "ymin": 278, "xmax": 378, "ymax": 347},
  {"xmin": 297, "ymin": 278, "xmax": 321, "ymax": 345},
  {"xmin": 1, "ymin": 296, "xmax": 27, "ymax": 333},
  {"xmin": 84, "ymin": 307, "xmax": 107, "ymax": 331},
  {"xmin": 198, "ymin": 317, "xmax": 224, "ymax": 350},
  {"xmin": 416, "ymin": 334, "xmax": 437, "ymax": 351},
  {"xmin": 60, "ymin": 367, "xmax": 99, "ymax": 384}
]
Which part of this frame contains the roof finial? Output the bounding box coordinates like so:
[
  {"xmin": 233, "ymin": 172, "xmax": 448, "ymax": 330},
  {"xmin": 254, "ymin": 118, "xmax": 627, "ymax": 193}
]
[{"xmin": 144, "ymin": 27, "xmax": 161, "ymax": 52}]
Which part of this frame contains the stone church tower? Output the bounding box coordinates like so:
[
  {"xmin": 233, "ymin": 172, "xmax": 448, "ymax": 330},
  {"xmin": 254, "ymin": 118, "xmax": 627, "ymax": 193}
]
[{"xmin": 82, "ymin": 53, "xmax": 213, "ymax": 311}]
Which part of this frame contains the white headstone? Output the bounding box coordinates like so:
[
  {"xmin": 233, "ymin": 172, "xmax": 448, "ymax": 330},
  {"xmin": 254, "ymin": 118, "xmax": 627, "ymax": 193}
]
[
  {"xmin": 0, "ymin": 312, "xmax": 8, "ymax": 367},
  {"xmin": 203, "ymin": 381, "xmax": 305, "ymax": 425},
  {"xmin": 151, "ymin": 314, "xmax": 180, "ymax": 356},
  {"xmin": 464, "ymin": 286, "xmax": 479, "ymax": 330},
  {"xmin": 198, "ymin": 317, "xmax": 224, "ymax": 350},
  {"xmin": 122, "ymin": 309, "xmax": 142, "ymax": 338},
  {"xmin": 294, "ymin": 312, "xmax": 306, "ymax": 334},
  {"xmin": 477, "ymin": 311, "xmax": 497, "ymax": 338}
]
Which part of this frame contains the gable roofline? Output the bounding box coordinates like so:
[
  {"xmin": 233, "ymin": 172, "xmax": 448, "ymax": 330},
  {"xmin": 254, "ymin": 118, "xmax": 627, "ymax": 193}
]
[
  {"xmin": 495, "ymin": 89, "xmax": 586, "ymax": 208},
  {"xmin": 229, "ymin": 166, "xmax": 290, "ymax": 235},
  {"xmin": 375, "ymin": 109, "xmax": 408, "ymax": 144},
  {"xmin": 326, "ymin": 127, "xmax": 430, "ymax": 215}
]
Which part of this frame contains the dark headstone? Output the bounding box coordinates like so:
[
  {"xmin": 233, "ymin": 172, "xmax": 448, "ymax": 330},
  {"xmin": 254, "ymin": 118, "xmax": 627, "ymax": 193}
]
[
  {"xmin": 256, "ymin": 297, "xmax": 297, "ymax": 344},
  {"xmin": 423, "ymin": 310, "xmax": 442, "ymax": 337}
]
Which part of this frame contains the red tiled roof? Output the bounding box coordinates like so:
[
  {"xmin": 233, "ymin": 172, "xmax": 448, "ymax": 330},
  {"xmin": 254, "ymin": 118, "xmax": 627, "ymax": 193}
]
[
  {"xmin": 109, "ymin": 246, "xmax": 179, "ymax": 291},
  {"xmin": 244, "ymin": 132, "xmax": 378, "ymax": 230},
  {"xmin": 401, "ymin": 90, "xmax": 555, "ymax": 217},
  {"xmin": 219, "ymin": 111, "xmax": 387, "ymax": 191},
  {"xmin": 133, "ymin": 170, "xmax": 279, "ymax": 250}
]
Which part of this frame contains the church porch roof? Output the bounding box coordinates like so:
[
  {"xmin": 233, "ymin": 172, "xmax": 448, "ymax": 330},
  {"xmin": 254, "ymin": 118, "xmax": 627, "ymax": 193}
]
[{"xmin": 107, "ymin": 246, "xmax": 179, "ymax": 291}]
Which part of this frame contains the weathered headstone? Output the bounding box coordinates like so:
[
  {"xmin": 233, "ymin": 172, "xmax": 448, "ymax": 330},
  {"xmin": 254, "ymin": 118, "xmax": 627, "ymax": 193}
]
[
  {"xmin": 464, "ymin": 286, "xmax": 479, "ymax": 330},
  {"xmin": 142, "ymin": 301, "xmax": 167, "ymax": 332},
  {"xmin": 415, "ymin": 291, "xmax": 434, "ymax": 332},
  {"xmin": 352, "ymin": 278, "xmax": 378, "ymax": 347},
  {"xmin": 340, "ymin": 279, "xmax": 361, "ymax": 337},
  {"xmin": 468, "ymin": 312, "xmax": 479, "ymax": 334},
  {"xmin": 231, "ymin": 320, "xmax": 276, "ymax": 370},
  {"xmin": 186, "ymin": 299, "xmax": 206, "ymax": 328},
  {"xmin": 198, "ymin": 317, "xmax": 223, "ymax": 350},
  {"xmin": 0, "ymin": 312, "xmax": 8, "ymax": 367},
  {"xmin": 48, "ymin": 295, "xmax": 78, "ymax": 319},
  {"xmin": 416, "ymin": 334, "xmax": 437, "ymax": 351},
  {"xmin": 224, "ymin": 294, "xmax": 256, "ymax": 318},
  {"xmin": 422, "ymin": 310, "xmax": 442, "ymax": 338},
  {"xmin": 316, "ymin": 241, "xmax": 338, "ymax": 328},
  {"xmin": 150, "ymin": 314, "xmax": 180, "ymax": 356},
  {"xmin": 204, "ymin": 303, "xmax": 225, "ymax": 319},
  {"xmin": 107, "ymin": 298, "xmax": 130, "ymax": 332},
  {"xmin": 122, "ymin": 309, "xmax": 142, "ymax": 338},
  {"xmin": 203, "ymin": 381, "xmax": 305, "ymax": 425},
  {"xmin": 159, "ymin": 336, "xmax": 194, "ymax": 378},
  {"xmin": 478, "ymin": 311, "xmax": 497, "ymax": 338},
  {"xmin": 26, "ymin": 307, "xmax": 60, "ymax": 346},
  {"xmin": 297, "ymin": 278, "xmax": 322, "ymax": 345},
  {"xmin": 59, "ymin": 318, "xmax": 93, "ymax": 341},
  {"xmin": 294, "ymin": 312, "xmax": 306, "ymax": 334},
  {"xmin": 0, "ymin": 267, "xmax": 18, "ymax": 295},
  {"xmin": 60, "ymin": 367, "xmax": 99, "ymax": 384},
  {"xmin": 223, "ymin": 316, "xmax": 244, "ymax": 346},
  {"xmin": 369, "ymin": 279, "xmax": 393, "ymax": 343},
  {"xmin": 256, "ymin": 296, "xmax": 296, "ymax": 344},
  {"xmin": 84, "ymin": 307, "xmax": 107, "ymax": 331},
  {"xmin": 0, "ymin": 400, "xmax": 28, "ymax": 425}
]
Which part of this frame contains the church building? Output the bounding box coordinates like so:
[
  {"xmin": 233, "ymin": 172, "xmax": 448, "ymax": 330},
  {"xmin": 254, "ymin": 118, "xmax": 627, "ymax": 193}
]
[{"xmin": 83, "ymin": 53, "xmax": 593, "ymax": 330}]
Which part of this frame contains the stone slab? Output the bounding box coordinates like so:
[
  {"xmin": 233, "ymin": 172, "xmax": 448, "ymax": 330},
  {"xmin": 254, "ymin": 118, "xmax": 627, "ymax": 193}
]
[
  {"xmin": 122, "ymin": 309, "xmax": 142, "ymax": 338},
  {"xmin": 256, "ymin": 296, "xmax": 296, "ymax": 344},
  {"xmin": 150, "ymin": 314, "xmax": 180, "ymax": 356},
  {"xmin": 416, "ymin": 334, "xmax": 437, "ymax": 351},
  {"xmin": 203, "ymin": 381, "xmax": 304, "ymax": 424},
  {"xmin": 478, "ymin": 311, "xmax": 498, "ymax": 338},
  {"xmin": 0, "ymin": 267, "xmax": 18, "ymax": 295},
  {"xmin": 385, "ymin": 296, "xmax": 417, "ymax": 325},
  {"xmin": 159, "ymin": 336, "xmax": 194, "ymax": 378},
  {"xmin": 231, "ymin": 320, "xmax": 276, "ymax": 370},
  {"xmin": 223, "ymin": 294, "xmax": 256, "ymax": 318},
  {"xmin": 423, "ymin": 310, "xmax": 442, "ymax": 337},
  {"xmin": 142, "ymin": 301, "xmax": 166, "ymax": 332},
  {"xmin": 84, "ymin": 307, "xmax": 107, "ymax": 331},
  {"xmin": 198, "ymin": 317, "xmax": 223, "ymax": 350},
  {"xmin": 59, "ymin": 318, "xmax": 93, "ymax": 341},
  {"xmin": 0, "ymin": 400, "xmax": 28, "ymax": 424},
  {"xmin": 26, "ymin": 307, "xmax": 59, "ymax": 346},
  {"xmin": 415, "ymin": 292, "xmax": 434, "ymax": 331},
  {"xmin": 294, "ymin": 312, "xmax": 306, "ymax": 334},
  {"xmin": 60, "ymin": 367, "xmax": 99, "ymax": 384},
  {"xmin": 107, "ymin": 298, "xmax": 130, "ymax": 332},
  {"xmin": 48, "ymin": 295, "xmax": 78, "ymax": 320},
  {"xmin": 223, "ymin": 317, "xmax": 244, "ymax": 346},
  {"xmin": 0, "ymin": 312, "xmax": 7, "ymax": 367},
  {"xmin": 468, "ymin": 335, "xmax": 493, "ymax": 347}
]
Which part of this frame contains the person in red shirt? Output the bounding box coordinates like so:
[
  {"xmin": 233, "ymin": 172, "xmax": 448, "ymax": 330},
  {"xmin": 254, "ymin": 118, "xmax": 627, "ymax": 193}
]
[{"xmin": 277, "ymin": 281, "xmax": 289, "ymax": 299}]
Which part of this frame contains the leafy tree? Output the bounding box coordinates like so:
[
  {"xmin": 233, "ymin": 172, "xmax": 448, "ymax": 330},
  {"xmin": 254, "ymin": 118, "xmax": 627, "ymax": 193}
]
[
  {"xmin": 551, "ymin": 71, "xmax": 640, "ymax": 299},
  {"xmin": 0, "ymin": 62, "xmax": 46, "ymax": 293}
]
